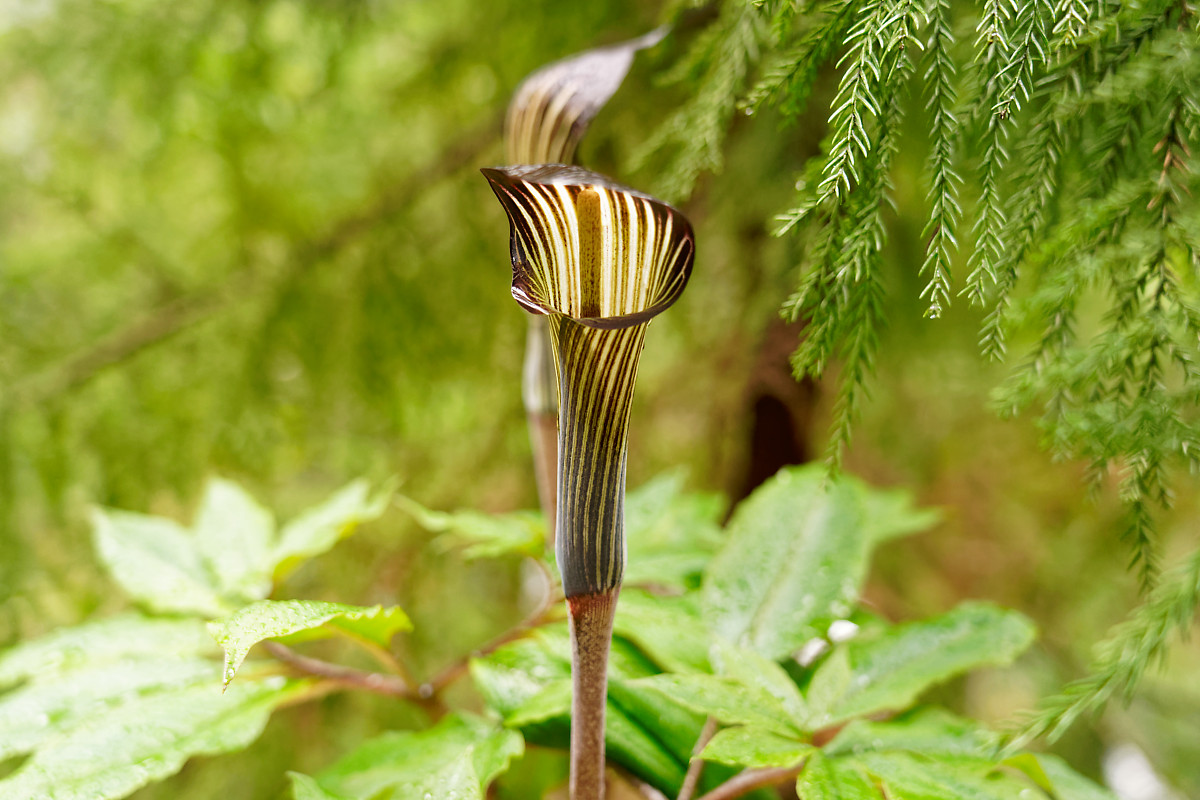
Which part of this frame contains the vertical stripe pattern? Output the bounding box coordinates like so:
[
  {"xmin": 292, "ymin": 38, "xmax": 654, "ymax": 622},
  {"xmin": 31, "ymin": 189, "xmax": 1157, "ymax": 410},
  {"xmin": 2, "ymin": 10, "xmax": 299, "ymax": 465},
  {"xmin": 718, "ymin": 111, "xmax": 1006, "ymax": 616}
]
[
  {"xmin": 483, "ymin": 164, "xmax": 694, "ymax": 600},
  {"xmin": 482, "ymin": 165, "xmax": 694, "ymax": 327},
  {"xmin": 504, "ymin": 28, "xmax": 667, "ymax": 165},
  {"xmin": 552, "ymin": 318, "xmax": 646, "ymax": 597}
]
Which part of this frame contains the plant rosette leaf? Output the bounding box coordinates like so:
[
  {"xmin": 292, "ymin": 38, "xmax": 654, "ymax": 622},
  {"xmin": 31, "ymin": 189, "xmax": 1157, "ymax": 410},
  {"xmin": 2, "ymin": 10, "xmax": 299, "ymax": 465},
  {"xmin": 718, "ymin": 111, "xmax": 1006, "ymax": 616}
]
[
  {"xmin": 700, "ymin": 726, "xmax": 815, "ymax": 770},
  {"xmin": 629, "ymin": 673, "xmax": 802, "ymax": 738},
  {"xmin": 288, "ymin": 713, "xmax": 522, "ymax": 800},
  {"xmin": 271, "ymin": 479, "xmax": 394, "ymax": 580},
  {"xmin": 0, "ymin": 614, "xmax": 215, "ymax": 688},
  {"xmin": 796, "ymin": 751, "xmax": 880, "ymax": 800},
  {"xmin": 824, "ymin": 708, "xmax": 996, "ymax": 760},
  {"xmin": 0, "ymin": 612, "xmax": 315, "ymax": 800},
  {"xmin": 817, "ymin": 709, "xmax": 1111, "ymax": 799},
  {"xmin": 703, "ymin": 465, "xmax": 940, "ymax": 660},
  {"xmin": 397, "ymin": 496, "xmax": 545, "ymax": 560},
  {"xmin": 804, "ymin": 602, "xmax": 1036, "ymax": 730},
  {"xmin": 844, "ymin": 750, "xmax": 1051, "ymax": 800},
  {"xmin": 622, "ymin": 471, "xmax": 724, "ymax": 589},
  {"xmin": 209, "ymin": 599, "xmax": 411, "ymax": 687},
  {"xmin": 0, "ymin": 656, "xmax": 223, "ymax": 761},
  {"xmin": 702, "ymin": 466, "xmax": 869, "ymax": 660},
  {"xmin": 469, "ymin": 628, "xmax": 698, "ymax": 793},
  {"xmin": 612, "ymin": 588, "xmax": 711, "ymax": 674},
  {"xmin": 92, "ymin": 479, "xmax": 393, "ymax": 617},
  {"xmin": 0, "ymin": 665, "xmax": 309, "ymax": 800}
]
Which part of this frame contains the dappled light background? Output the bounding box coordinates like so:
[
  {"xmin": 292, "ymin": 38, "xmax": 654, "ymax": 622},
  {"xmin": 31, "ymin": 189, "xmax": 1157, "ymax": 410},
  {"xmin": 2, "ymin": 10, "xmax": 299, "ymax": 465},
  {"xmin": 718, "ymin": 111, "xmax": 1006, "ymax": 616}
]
[{"xmin": 1, "ymin": 0, "xmax": 1196, "ymax": 798}]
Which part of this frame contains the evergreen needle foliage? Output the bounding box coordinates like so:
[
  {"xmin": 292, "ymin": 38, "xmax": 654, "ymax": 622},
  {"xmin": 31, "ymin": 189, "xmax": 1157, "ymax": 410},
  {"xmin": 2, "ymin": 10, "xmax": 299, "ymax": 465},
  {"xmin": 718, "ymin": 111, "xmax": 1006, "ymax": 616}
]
[{"xmin": 648, "ymin": 0, "xmax": 1200, "ymax": 745}]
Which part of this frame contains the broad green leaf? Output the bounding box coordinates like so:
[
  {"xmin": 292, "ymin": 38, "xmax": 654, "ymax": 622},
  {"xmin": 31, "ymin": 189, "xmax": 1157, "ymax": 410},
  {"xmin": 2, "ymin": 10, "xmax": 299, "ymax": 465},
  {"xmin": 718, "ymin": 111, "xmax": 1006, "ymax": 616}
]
[
  {"xmin": 1035, "ymin": 754, "xmax": 1119, "ymax": 800},
  {"xmin": 506, "ymin": 678, "xmax": 572, "ymax": 727},
  {"xmin": 272, "ymin": 480, "xmax": 393, "ymax": 578},
  {"xmin": 701, "ymin": 726, "xmax": 813, "ymax": 769},
  {"xmin": 398, "ymin": 496, "xmax": 544, "ymax": 560},
  {"xmin": 0, "ymin": 675, "xmax": 308, "ymax": 800},
  {"xmin": 209, "ymin": 599, "xmax": 411, "ymax": 686},
  {"xmin": 469, "ymin": 631, "xmax": 690, "ymax": 793},
  {"xmin": 850, "ymin": 751, "xmax": 1029, "ymax": 800},
  {"xmin": 807, "ymin": 603, "xmax": 1036, "ymax": 728},
  {"xmin": 0, "ymin": 614, "xmax": 214, "ymax": 688},
  {"xmin": 623, "ymin": 471, "xmax": 724, "ymax": 588},
  {"xmin": 703, "ymin": 466, "xmax": 868, "ymax": 659},
  {"xmin": 468, "ymin": 626, "xmax": 657, "ymax": 718},
  {"xmin": 798, "ymin": 751, "xmax": 881, "ymax": 800},
  {"xmin": 608, "ymin": 678, "xmax": 707, "ymax": 765},
  {"xmin": 289, "ymin": 773, "xmax": 350, "ymax": 800},
  {"xmin": 292, "ymin": 713, "xmax": 522, "ymax": 800},
  {"xmin": 710, "ymin": 638, "xmax": 808, "ymax": 728},
  {"xmin": 0, "ymin": 657, "xmax": 220, "ymax": 759},
  {"xmin": 91, "ymin": 481, "xmax": 392, "ymax": 615},
  {"xmin": 826, "ymin": 708, "xmax": 993, "ymax": 759},
  {"xmin": 90, "ymin": 508, "xmax": 227, "ymax": 617},
  {"xmin": 613, "ymin": 589, "xmax": 710, "ymax": 674},
  {"xmin": 630, "ymin": 674, "xmax": 801, "ymax": 736},
  {"xmin": 603, "ymin": 699, "xmax": 688, "ymax": 792},
  {"xmin": 193, "ymin": 478, "xmax": 275, "ymax": 604},
  {"xmin": 470, "ymin": 637, "xmax": 571, "ymax": 719},
  {"xmin": 499, "ymin": 678, "xmax": 689, "ymax": 793}
]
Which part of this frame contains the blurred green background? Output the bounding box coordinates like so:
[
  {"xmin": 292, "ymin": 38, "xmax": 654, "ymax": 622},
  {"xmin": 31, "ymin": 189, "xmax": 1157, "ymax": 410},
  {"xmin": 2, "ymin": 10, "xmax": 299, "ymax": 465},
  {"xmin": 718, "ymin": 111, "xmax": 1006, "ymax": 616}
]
[{"xmin": 0, "ymin": 0, "xmax": 1196, "ymax": 798}]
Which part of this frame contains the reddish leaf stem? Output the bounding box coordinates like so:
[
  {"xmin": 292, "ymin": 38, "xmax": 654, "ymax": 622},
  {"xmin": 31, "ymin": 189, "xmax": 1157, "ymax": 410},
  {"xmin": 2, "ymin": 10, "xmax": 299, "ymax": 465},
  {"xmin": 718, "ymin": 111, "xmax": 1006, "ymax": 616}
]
[
  {"xmin": 676, "ymin": 717, "xmax": 720, "ymax": 800},
  {"xmin": 693, "ymin": 763, "xmax": 809, "ymax": 800},
  {"xmin": 569, "ymin": 589, "xmax": 618, "ymax": 800}
]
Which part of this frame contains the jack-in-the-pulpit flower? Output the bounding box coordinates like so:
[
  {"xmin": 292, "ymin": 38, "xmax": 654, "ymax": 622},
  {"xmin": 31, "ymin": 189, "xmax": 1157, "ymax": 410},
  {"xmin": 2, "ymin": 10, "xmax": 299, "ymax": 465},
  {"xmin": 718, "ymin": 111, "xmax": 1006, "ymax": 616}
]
[
  {"xmin": 483, "ymin": 164, "xmax": 693, "ymax": 800},
  {"xmin": 504, "ymin": 30, "xmax": 666, "ymax": 543},
  {"xmin": 484, "ymin": 164, "xmax": 693, "ymax": 595}
]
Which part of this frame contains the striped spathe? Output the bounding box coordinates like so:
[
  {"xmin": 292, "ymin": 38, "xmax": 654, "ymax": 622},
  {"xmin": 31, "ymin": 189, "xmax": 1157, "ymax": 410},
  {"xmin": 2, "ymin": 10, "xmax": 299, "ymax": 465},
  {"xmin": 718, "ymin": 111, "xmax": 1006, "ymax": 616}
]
[
  {"xmin": 482, "ymin": 165, "xmax": 694, "ymax": 329},
  {"xmin": 482, "ymin": 164, "xmax": 695, "ymax": 598}
]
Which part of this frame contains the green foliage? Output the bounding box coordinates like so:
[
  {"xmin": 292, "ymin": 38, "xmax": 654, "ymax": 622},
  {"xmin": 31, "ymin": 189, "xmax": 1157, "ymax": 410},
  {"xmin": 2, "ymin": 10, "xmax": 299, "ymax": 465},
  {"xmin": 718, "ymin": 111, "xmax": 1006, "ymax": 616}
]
[
  {"xmin": 0, "ymin": 468, "xmax": 1111, "ymax": 799},
  {"xmin": 702, "ymin": 466, "xmax": 933, "ymax": 659},
  {"xmin": 210, "ymin": 600, "xmax": 411, "ymax": 686},
  {"xmin": 654, "ymin": 0, "xmax": 1200, "ymax": 575},
  {"xmin": 91, "ymin": 478, "xmax": 390, "ymax": 617},
  {"xmin": 0, "ymin": 612, "xmax": 309, "ymax": 800},
  {"xmin": 644, "ymin": 0, "xmax": 1200, "ymax": 753},
  {"xmin": 288, "ymin": 713, "xmax": 523, "ymax": 800}
]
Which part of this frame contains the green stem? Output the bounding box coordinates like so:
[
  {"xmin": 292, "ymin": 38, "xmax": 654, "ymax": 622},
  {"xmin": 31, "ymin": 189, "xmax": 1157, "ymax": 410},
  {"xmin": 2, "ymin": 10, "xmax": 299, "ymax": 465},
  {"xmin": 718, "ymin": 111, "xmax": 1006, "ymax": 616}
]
[{"xmin": 569, "ymin": 589, "xmax": 618, "ymax": 800}]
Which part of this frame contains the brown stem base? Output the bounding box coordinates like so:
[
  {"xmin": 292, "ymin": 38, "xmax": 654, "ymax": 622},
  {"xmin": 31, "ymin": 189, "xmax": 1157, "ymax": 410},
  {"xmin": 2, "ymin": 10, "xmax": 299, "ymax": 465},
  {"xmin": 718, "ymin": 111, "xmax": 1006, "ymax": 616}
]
[{"xmin": 568, "ymin": 589, "xmax": 618, "ymax": 800}]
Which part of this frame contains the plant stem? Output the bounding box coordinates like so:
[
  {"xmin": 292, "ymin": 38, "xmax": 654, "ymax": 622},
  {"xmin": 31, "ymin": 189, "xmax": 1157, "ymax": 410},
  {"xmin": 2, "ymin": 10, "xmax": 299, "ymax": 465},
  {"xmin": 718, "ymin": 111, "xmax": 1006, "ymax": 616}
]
[
  {"xmin": 693, "ymin": 763, "xmax": 809, "ymax": 800},
  {"xmin": 676, "ymin": 717, "xmax": 719, "ymax": 800},
  {"xmin": 263, "ymin": 642, "xmax": 414, "ymax": 698},
  {"xmin": 568, "ymin": 589, "xmax": 618, "ymax": 800}
]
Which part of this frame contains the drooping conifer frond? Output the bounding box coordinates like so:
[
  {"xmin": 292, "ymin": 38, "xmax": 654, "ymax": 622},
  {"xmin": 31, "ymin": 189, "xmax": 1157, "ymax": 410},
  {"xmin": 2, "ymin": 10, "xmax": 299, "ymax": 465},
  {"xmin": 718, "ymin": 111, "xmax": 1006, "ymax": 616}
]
[
  {"xmin": 1008, "ymin": 544, "xmax": 1200, "ymax": 748},
  {"xmin": 645, "ymin": 0, "xmax": 1200, "ymax": 745},
  {"xmin": 919, "ymin": 0, "xmax": 962, "ymax": 319},
  {"xmin": 633, "ymin": 3, "xmax": 767, "ymax": 201}
]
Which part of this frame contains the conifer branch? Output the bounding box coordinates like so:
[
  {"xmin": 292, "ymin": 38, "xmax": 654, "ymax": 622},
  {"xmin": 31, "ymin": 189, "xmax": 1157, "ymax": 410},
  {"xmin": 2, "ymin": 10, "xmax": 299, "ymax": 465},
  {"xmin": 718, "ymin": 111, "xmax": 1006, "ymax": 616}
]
[
  {"xmin": 1007, "ymin": 544, "xmax": 1200, "ymax": 748},
  {"xmin": 919, "ymin": 0, "xmax": 961, "ymax": 318}
]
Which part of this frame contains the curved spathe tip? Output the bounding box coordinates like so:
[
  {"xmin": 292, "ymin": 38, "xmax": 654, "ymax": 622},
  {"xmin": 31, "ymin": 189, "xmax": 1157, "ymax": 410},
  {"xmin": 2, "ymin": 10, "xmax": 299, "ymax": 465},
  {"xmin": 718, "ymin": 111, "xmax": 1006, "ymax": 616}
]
[
  {"xmin": 505, "ymin": 27, "xmax": 669, "ymax": 165},
  {"xmin": 482, "ymin": 164, "xmax": 694, "ymax": 329}
]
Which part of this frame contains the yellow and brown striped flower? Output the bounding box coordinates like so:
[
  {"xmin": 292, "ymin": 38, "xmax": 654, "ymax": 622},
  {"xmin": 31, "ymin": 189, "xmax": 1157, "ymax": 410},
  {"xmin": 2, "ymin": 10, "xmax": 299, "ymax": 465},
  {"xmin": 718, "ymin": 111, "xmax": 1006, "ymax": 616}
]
[{"xmin": 482, "ymin": 164, "xmax": 693, "ymax": 597}]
